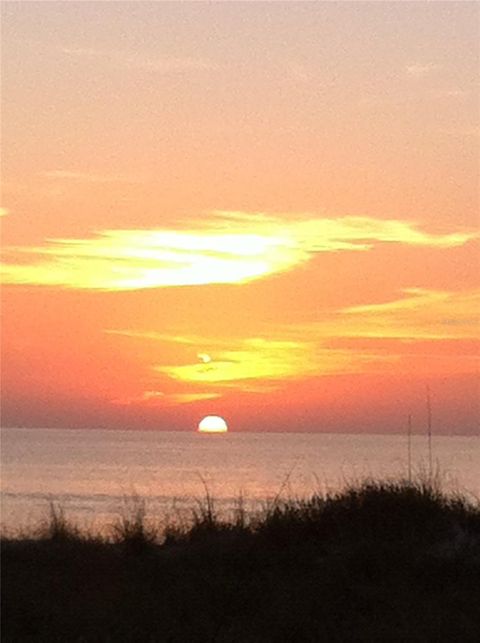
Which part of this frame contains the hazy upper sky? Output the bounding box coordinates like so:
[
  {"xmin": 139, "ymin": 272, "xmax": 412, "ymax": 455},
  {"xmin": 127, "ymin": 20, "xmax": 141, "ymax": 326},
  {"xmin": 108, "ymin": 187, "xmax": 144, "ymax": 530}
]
[{"xmin": 1, "ymin": 1, "xmax": 479, "ymax": 433}]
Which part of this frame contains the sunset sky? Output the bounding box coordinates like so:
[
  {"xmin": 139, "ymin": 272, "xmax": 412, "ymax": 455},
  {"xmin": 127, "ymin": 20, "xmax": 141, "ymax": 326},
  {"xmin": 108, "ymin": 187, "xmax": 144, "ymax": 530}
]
[{"xmin": 1, "ymin": 2, "xmax": 478, "ymax": 434}]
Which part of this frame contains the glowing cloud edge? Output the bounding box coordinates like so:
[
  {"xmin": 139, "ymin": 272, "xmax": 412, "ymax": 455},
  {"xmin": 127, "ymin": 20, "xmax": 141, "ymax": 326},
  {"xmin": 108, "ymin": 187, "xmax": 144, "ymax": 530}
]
[{"xmin": 1, "ymin": 213, "xmax": 476, "ymax": 291}]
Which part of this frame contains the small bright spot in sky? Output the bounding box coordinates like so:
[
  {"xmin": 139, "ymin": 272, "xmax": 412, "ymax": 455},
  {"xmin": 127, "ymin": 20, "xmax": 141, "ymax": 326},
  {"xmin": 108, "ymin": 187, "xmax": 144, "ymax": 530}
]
[
  {"xmin": 198, "ymin": 415, "xmax": 228, "ymax": 433},
  {"xmin": 198, "ymin": 353, "xmax": 212, "ymax": 363}
]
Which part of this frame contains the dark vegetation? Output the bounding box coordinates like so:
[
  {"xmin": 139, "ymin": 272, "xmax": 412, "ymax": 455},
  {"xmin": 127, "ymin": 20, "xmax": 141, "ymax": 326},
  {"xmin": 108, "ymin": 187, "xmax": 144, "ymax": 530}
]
[{"xmin": 2, "ymin": 479, "xmax": 480, "ymax": 642}]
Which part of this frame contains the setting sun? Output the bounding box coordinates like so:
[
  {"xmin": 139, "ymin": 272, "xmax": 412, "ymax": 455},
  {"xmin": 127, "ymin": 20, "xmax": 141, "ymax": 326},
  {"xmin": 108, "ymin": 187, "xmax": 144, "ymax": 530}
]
[{"xmin": 198, "ymin": 416, "xmax": 228, "ymax": 434}]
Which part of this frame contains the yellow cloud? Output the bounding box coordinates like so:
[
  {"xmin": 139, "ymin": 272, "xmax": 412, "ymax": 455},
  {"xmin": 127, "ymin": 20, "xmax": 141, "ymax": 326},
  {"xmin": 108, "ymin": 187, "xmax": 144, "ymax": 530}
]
[
  {"xmin": 2, "ymin": 212, "xmax": 475, "ymax": 290},
  {"xmin": 336, "ymin": 288, "xmax": 480, "ymax": 340},
  {"xmin": 1, "ymin": 227, "xmax": 299, "ymax": 290},
  {"xmin": 108, "ymin": 288, "xmax": 477, "ymax": 401},
  {"xmin": 111, "ymin": 390, "xmax": 220, "ymax": 406},
  {"xmin": 146, "ymin": 335, "xmax": 395, "ymax": 393},
  {"xmin": 156, "ymin": 338, "xmax": 313, "ymax": 385},
  {"xmin": 168, "ymin": 392, "xmax": 222, "ymax": 404}
]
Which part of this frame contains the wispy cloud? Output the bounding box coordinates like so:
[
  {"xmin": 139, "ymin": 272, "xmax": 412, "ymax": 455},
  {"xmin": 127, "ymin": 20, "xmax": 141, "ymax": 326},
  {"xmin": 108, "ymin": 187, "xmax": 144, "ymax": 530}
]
[
  {"xmin": 439, "ymin": 125, "xmax": 480, "ymax": 138},
  {"xmin": 405, "ymin": 62, "xmax": 439, "ymax": 78},
  {"xmin": 112, "ymin": 332, "xmax": 394, "ymax": 396},
  {"xmin": 155, "ymin": 338, "xmax": 315, "ymax": 386},
  {"xmin": 337, "ymin": 288, "xmax": 480, "ymax": 340},
  {"xmin": 61, "ymin": 46, "xmax": 218, "ymax": 73},
  {"xmin": 287, "ymin": 63, "xmax": 311, "ymax": 83},
  {"xmin": 107, "ymin": 287, "xmax": 478, "ymax": 401},
  {"xmin": 42, "ymin": 170, "xmax": 136, "ymax": 184},
  {"xmin": 430, "ymin": 89, "xmax": 469, "ymax": 99},
  {"xmin": 1, "ymin": 212, "xmax": 476, "ymax": 291},
  {"xmin": 111, "ymin": 390, "xmax": 220, "ymax": 406}
]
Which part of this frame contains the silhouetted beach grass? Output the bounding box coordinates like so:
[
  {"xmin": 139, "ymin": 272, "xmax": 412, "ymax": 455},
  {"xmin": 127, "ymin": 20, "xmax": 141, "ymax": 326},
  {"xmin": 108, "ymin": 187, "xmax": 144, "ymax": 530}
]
[{"xmin": 2, "ymin": 478, "xmax": 480, "ymax": 642}]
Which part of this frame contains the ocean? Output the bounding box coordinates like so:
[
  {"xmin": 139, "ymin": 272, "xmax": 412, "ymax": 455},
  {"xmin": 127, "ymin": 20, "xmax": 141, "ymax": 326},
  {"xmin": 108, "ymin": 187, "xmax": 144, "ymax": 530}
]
[{"xmin": 1, "ymin": 428, "xmax": 479, "ymax": 534}]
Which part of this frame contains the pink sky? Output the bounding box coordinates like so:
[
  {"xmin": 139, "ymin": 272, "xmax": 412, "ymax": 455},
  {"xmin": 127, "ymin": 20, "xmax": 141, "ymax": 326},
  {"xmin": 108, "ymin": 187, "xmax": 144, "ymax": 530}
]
[{"xmin": 1, "ymin": 2, "xmax": 478, "ymax": 434}]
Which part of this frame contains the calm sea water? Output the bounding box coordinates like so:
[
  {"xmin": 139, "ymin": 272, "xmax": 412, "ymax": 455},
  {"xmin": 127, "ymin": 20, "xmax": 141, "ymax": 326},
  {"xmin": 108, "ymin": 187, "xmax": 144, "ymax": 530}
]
[{"xmin": 1, "ymin": 428, "xmax": 479, "ymax": 534}]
